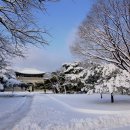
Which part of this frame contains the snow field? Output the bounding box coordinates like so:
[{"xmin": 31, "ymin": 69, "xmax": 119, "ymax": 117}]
[
  {"xmin": 0, "ymin": 92, "xmax": 33, "ymax": 130},
  {"xmin": 49, "ymin": 94, "xmax": 130, "ymax": 112},
  {"xmin": 12, "ymin": 93, "xmax": 130, "ymax": 130},
  {"xmin": 0, "ymin": 93, "xmax": 26, "ymax": 119}
]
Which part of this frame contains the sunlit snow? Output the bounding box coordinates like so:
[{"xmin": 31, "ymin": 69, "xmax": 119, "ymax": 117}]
[{"xmin": 0, "ymin": 92, "xmax": 130, "ymax": 130}]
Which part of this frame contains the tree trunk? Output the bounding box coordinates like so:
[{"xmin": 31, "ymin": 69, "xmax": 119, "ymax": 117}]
[
  {"xmin": 100, "ymin": 93, "xmax": 103, "ymax": 99},
  {"xmin": 64, "ymin": 86, "xmax": 66, "ymax": 94},
  {"xmin": 12, "ymin": 85, "xmax": 14, "ymax": 95},
  {"xmin": 32, "ymin": 85, "xmax": 34, "ymax": 92},
  {"xmin": 111, "ymin": 93, "xmax": 114, "ymax": 103}
]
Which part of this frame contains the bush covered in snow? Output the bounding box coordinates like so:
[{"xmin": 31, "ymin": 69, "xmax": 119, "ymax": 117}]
[
  {"xmin": 95, "ymin": 64, "xmax": 130, "ymax": 95},
  {"xmin": 0, "ymin": 70, "xmax": 24, "ymax": 92},
  {"xmin": 45, "ymin": 62, "xmax": 130, "ymax": 95}
]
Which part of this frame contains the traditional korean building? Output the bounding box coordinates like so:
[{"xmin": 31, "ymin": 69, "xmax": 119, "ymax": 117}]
[{"xmin": 15, "ymin": 71, "xmax": 45, "ymax": 85}]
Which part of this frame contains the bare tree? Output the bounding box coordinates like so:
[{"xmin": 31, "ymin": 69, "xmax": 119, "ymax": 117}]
[
  {"xmin": 0, "ymin": 0, "xmax": 58, "ymax": 69},
  {"xmin": 71, "ymin": 0, "xmax": 130, "ymax": 72}
]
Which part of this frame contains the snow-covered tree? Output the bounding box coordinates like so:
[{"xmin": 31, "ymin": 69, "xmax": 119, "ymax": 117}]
[
  {"xmin": 71, "ymin": 0, "xmax": 130, "ymax": 72},
  {"xmin": 62, "ymin": 62, "xmax": 130, "ymax": 102},
  {"xmin": 0, "ymin": 70, "xmax": 24, "ymax": 92},
  {"xmin": 0, "ymin": 0, "xmax": 58, "ymax": 69},
  {"xmin": 43, "ymin": 61, "xmax": 130, "ymax": 102},
  {"xmin": 94, "ymin": 64, "xmax": 130, "ymax": 102}
]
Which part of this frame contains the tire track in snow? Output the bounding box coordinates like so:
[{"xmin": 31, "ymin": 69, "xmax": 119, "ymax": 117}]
[{"xmin": 0, "ymin": 95, "xmax": 33, "ymax": 130}]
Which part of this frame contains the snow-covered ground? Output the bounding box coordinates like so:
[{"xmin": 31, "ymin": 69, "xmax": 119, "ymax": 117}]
[
  {"xmin": 1, "ymin": 92, "xmax": 130, "ymax": 130},
  {"xmin": 0, "ymin": 92, "xmax": 32, "ymax": 130}
]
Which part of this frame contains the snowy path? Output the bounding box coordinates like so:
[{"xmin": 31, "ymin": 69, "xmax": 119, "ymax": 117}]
[
  {"xmin": 12, "ymin": 94, "xmax": 130, "ymax": 130},
  {"xmin": 0, "ymin": 93, "xmax": 33, "ymax": 130},
  {"xmin": 13, "ymin": 94, "xmax": 96, "ymax": 130}
]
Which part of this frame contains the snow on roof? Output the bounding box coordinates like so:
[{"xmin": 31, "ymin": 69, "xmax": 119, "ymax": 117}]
[{"xmin": 16, "ymin": 68, "xmax": 44, "ymax": 74}]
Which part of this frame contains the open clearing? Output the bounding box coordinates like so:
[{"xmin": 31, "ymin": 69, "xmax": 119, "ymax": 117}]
[{"xmin": 0, "ymin": 92, "xmax": 130, "ymax": 130}]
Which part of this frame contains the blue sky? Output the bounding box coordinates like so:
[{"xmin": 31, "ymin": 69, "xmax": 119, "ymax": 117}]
[{"xmin": 12, "ymin": 0, "xmax": 95, "ymax": 72}]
